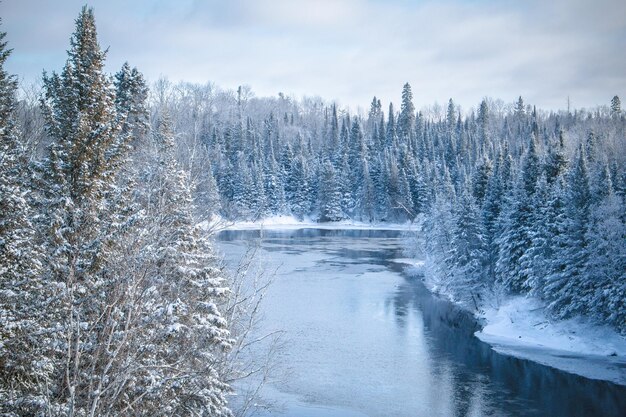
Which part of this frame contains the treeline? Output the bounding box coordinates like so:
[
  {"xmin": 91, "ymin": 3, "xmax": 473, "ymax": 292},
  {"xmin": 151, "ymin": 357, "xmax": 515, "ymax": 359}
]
[
  {"xmin": 419, "ymin": 102, "xmax": 625, "ymax": 334},
  {"xmin": 1, "ymin": 9, "xmax": 237, "ymax": 416}
]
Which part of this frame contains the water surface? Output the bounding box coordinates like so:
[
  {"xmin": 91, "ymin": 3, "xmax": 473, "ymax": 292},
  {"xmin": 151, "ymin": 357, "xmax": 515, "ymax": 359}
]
[{"xmin": 217, "ymin": 229, "xmax": 626, "ymax": 417}]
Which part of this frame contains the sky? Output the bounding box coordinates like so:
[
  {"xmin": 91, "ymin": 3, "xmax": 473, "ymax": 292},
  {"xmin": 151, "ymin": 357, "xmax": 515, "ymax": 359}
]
[{"xmin": 2, "ymin": 0, "xmax": 625, "ymax": 113}]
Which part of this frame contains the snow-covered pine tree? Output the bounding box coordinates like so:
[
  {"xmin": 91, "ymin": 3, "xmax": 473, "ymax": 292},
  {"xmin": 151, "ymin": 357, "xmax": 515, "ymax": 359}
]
[
  {"xmin": 448, "ymin": 190, "xmax": 487, "ymax": 308},
  {"xmin": 545, "ymin": 130, "xmax": 568, "ymax": 184},
  {"xmin": 493, "ymin": 134, "xmax": 541, "ymax": 292},
  {"xmin": 477, "ymin": 99, "xmax": 490, "ymax": 149},
  {"xmin": 286, "ymin": 152, "xmax": 311, "ymax": 220},
  {"xmin": 132, "ymin": 113, "xmax": 232, "ymax": 416},
  {"xmin": 114, "ymin": 62, "xmax": 149, "ymax": 149},
  {"xmin": 22, "ymin": 8, "xmax": 233, "ymax": 415},
  {"xmin": 518, "ymin": 174, "xmax": 554, "ymax": 294},
  {"xmin": 446, "ymin": 99, "xmax": 456, "ymax": 130},
  {"xmin": 472, "ymin": 158, "xmax": 492, "ymax": 206},
  {"xmin": 263, "ymin": 150, "xmax": 286, "ymax": 216},
  {"xmin": 495, "ymin": 178, "xmax": 533, "ymax": 293},
  {"xmin": 232, "ymin": 154, "xmax": 256, "ymax": 219},
  {"xmin": 545, "ymin": 146, "xmax": 591, "ymax": 318},
  {"xmin": 36, "ymin": 7, "xmax": 137, "ymax": 414},
  {"xmin": 585, "ymin": 191, "xmax": 626, "ymax": 332},
  {"xmin": 481, "ymin": 159, "xmax": 501, "ymax": 277},
  {"xmin": 386, "ymin": 102, "xmax": 397, "ymax": 148},
  {"xmin": 318, "ymin": 160, "xmax": 344, "ymax": 222},
  {"xmin": 0, "ymin": 24, "xmax": 47, "ymax": 415},
  {"xmin": 370, "ymin": 151, "xmax": 391, "ymax": 221},
  {"xmin": 398, "ymin": 83, "xmax": 415, "ymax": 141},
  {"xmin": 611, "ymin": 95, "xmax": 621, "ymax": 118}
]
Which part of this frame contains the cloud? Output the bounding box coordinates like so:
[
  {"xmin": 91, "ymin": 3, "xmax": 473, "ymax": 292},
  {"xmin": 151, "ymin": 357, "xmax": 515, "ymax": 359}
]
[{"xmin": 1, "ymin": 0, "xmax": 624, "ymax": 111}]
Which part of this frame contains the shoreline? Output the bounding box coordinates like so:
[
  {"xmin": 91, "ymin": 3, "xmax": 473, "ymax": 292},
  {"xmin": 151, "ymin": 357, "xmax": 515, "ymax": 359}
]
[{"xmin": 409, "ymin": 262, "xmax": 626, "ymax": 387}]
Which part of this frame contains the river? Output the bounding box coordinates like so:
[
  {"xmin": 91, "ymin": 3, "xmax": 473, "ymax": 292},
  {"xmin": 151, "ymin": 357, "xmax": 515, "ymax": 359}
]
[{"xmin": 217, "ymin": 228, "xmax": 626, "ymax": 417}]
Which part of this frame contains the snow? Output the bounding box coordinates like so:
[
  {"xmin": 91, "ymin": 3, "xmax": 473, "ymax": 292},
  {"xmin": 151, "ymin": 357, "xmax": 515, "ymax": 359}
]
[
  {"xmin": 405, "ymin": 261, "xmax": 626, "ymax": 386},
  {"xmin": 390, "ymin": 258, "xmax": 425, "ymax": 268},
  {"xmin": 475, "ymin": 296, "xmax": 626, "ymax": 385},
  {"xmin": 204, "ymin": 215, "xmax": 416, "ymax": 231}
]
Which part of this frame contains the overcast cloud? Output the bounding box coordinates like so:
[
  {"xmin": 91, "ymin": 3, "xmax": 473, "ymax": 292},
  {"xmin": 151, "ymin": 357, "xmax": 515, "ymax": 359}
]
[{"xmin": 2, "ymin": 0, "xmax": 625, "ymax": 112}]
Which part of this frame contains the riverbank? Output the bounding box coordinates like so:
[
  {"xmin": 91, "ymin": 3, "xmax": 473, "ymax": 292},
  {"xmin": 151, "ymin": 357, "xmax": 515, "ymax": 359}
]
[
  {"xmin": 201, "ymin": 215, "xmax": 416, "ymax": 232},
  {"xmin": 476, "ymin": 296, "xmax": 626, "ymax": 385},
  {"xmin": 407, "ymin": 261, "xmax": 626, "ymax": 386}
]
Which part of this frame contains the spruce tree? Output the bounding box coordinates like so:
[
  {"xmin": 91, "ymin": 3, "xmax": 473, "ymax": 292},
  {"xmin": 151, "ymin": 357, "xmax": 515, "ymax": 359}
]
[
  {"xmin": 585, "ymin": 192, "xmax": 626, "ymax": 331},
  {"xmin": 546, "ymin": 146, "xmax": 591, "ymax": 318},
  {"xmin": 386, "ymin": 102, "xmax": 397, "ymax": 148},
  {"xmin": 398, "ymin": 83, "xmax": 415, "ymax": 140},
  {"xmin": 318, "ymin": 161, "xmax": 344, "ymax": 222},
  {"xmin": 545, "ymin": 130, "xmax": 568, "ymax": 183},
  {"xmin": 611, "ymin": 95, "xmax": 621, "ymax": 117},
  {"xmin": 446, "ymin": 99, "xmax": 456, "ymax": 129},
  {"xmin": 137, "ymin": 115, "xmax": 232, "ymax": 415},
  {"xmin": 0, "ymin": 24, "xmax": 46, "ymax": 415},
  {"xmin": 449, "ymin": 191, "xmax": 487, "ymax": 307},
  {"xmin": 36, "ymin": 8, "xmax": 133, "ymax": 413},
  {"xmin": 22, "ymin": 8, "xmax": 233, "ymax": 414}
]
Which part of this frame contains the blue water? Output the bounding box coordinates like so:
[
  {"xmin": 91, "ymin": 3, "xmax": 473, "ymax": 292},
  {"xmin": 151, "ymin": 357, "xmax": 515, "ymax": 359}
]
[{"xmin": 217, "ymin": 228, "xmax": 626, "ymax": 417}]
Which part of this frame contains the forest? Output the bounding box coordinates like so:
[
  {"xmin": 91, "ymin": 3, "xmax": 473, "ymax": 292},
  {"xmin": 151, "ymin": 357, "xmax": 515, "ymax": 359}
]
[{"xmin": 1, "ymin": 6, "xmax": 625, "ymax": 416}]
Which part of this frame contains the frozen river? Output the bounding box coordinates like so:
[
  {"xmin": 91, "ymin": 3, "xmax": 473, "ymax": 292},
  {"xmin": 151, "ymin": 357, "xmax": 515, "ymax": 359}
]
[{"xmin": 217, "ymin": 228, "xmax": 626, "ymax": 417}]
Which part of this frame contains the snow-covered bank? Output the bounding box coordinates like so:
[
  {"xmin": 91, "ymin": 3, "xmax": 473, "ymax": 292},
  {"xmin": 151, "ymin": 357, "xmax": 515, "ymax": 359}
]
[
  {"xmin": 203, "ymin": 215, "xmax": 416, "ymax": 232},
  {"xmin": 477, "ymin": 297, "xmax": 626, "ymax": 357},
  {"xmin": 476, "ymin": 297, "xmax": 626, "ymax": 385},
  {"xmin": 404, "ymin": 262, "xmax": 626, "ymax": 386}
]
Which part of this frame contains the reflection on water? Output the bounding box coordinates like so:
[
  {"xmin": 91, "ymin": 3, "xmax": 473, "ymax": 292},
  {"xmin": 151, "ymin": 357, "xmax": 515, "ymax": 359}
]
[{"xmin": 217, "ymin": 229, "xmax": 626, "ymax": 417}]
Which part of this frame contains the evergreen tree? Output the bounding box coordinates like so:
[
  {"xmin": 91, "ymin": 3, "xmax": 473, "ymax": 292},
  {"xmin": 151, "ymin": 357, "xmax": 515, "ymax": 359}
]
[
  {"xmin": 398, "ymin": 83, "xmax": 415, "ymax": 140},
  {"xmin": 481, "ymin": 153, "xmax": 506, "ymax": 284},
  {"xmin": 521, "ymin": 133, "xmax": 540, "ymax": 195},
  {"xmin": 495, "ymin": 179, "xmax": 533, "ymax": 293},
  {"xmin": 386, "ymin": 102, "xmax": 397, "ymax": 147},
  {"xmin": 446, "ymin": 99, "xmax": 456, "ymax": 129},
  {"xmin": 545, "ymin": 147, "xmax": 591, "ymax": 318},
  {"xmin": 472, "ymin": 158, "xmax": 492, "ymax": 205},
  {"xmin": 370, "ymin": 152, "xmax": 391, "ymax": 221},
  {"xmin": 136, "ymin": 115, "xmax": 232, "ymax": 415},
  {"xmin": 318, "ymin": 161, "xmax": 344, "ymax": 222},
  {"xmin": 477, "ymin": 99, "xmax": 489, "ymax": 146},
  {"xmin": 0, "ymin": 24, "xmax": 46, "ymax": 415},
  {"xmin": 514, "ymin": 96, "xmax": 525, "ymax": 117},
  {"xmin": 286, "ymin": 153, "xmax": 311, "ymax": 220},
  {"xmin": 36, "ymin": 10, "xmax": 134, "ymax": 413},
  {"xmin": 367, "ymin": 96, "xmax": 382, "ymax": 132},
  {"xmin": 519, "ymin": 174, "xmax": 554, "ymax": 294},
  {"xmin": 114, "ymin": 62, "xmax": 149, "ymax": 145},
  {"xmin": 232, "ymin": 155, "xmax": 256, "ymax": 219},
  {"xmin": 12, "ymin": 9, "xmax": 233, "ymax": 414},
  {"xmin": 545, "ymin": 130, "xmax": 568, "ymax": 183},
  {"xmin": 585, "ymin": 193, "xmax": 626, "ymax": 331},
  {"xmin": 611, "ymin": 95, "xmax": 621, "ymax": 117},
  {"xmin": 448, "ymin": 191, "xmax": 487, "ymax": 308}
]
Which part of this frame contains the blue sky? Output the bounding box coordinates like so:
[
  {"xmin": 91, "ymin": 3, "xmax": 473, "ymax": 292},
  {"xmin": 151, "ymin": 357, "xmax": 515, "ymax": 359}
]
[{"xmin": 2, "ymin": 0, "xmax": 625, "ymax": 112}]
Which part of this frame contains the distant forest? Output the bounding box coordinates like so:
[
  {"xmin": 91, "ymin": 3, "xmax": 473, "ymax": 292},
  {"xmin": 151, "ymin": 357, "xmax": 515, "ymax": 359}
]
[
  {"xmin": 114, "ymin": 80, "xmax": 626, "ymax": 334},
  {"xmin": 107, "ymin": 77, "xmax": 625, "ymax": 334}
]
